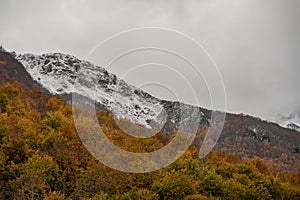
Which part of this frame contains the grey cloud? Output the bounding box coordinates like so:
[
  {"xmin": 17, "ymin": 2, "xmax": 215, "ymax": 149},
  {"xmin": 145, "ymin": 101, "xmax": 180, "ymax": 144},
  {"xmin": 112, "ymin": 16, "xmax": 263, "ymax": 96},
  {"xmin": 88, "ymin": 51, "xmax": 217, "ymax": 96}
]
[{"xmin": 0, "ymin": 0, "xmax": 299, "ymax": 120}]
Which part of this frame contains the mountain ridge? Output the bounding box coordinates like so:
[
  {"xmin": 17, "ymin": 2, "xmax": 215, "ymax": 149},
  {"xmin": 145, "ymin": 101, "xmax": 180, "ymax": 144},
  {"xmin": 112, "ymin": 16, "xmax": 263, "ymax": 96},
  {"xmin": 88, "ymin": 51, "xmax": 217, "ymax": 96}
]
[
  {"xmin": 14, "ymin": 50, "xmax": 300, "ymax": 132},
  {"xmin": 1, "ymin": 48, "xmax": 299, "ymax": 172}
]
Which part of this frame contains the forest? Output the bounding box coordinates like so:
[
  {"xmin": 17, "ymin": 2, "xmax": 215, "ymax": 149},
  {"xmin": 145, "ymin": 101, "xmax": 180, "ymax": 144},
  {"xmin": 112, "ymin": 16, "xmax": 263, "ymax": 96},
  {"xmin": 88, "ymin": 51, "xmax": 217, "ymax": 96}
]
[{"xmin": 0, "ymin": 82, "xmax": 300, "ymax": 200}]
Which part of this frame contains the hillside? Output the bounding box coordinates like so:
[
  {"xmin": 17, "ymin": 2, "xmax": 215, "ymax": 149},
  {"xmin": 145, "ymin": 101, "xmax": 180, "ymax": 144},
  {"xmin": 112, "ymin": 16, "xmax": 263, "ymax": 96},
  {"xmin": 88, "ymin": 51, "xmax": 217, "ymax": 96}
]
[
  {"xmin": 0, "ymin": 49, "xmax": 49, "ymax": 95},
  {"xmin": 1, "ymin": 48, "xmax": 300, "ymax": 199},
  {"xmin": 9, "ymin": 50, "xmax": 300, "ymax": 173},
  {"xmin": 0, "ymin": 82, "xmax": 299, "ymax": 199}
]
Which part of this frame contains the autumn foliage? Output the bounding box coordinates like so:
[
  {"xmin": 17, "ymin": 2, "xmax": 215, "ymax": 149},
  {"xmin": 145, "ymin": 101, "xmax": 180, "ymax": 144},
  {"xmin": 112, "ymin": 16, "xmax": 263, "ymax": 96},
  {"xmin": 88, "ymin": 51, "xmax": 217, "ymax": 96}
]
[{"xmin": 0, "ymin": 82, "xmax": 299, "ymax": 199}]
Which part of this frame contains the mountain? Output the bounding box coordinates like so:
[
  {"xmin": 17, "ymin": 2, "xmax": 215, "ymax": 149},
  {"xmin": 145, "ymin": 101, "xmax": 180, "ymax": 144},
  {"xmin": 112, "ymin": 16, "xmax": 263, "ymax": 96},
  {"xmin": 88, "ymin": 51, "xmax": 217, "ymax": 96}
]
[
  {"xmin": 1, "ymin": 81, "xmax": 299, "ymax": 199},
  {"xmin": 271, "ymin": 113, "xmax": 300, "ymax": 132},
  {"xmin": 0, "ymin": 46, "xmax": 49, "ymax": 95},
  {"xmin": 16, "ymin": 52, "xmax": 164, "ymax": 128},
  {"xmin": 16, "ymin": 52, "xmax": 208, "ymax": 133},
  {"xmin": 0, "ymin": 48, "xmax": 299, "ymax": 172}
]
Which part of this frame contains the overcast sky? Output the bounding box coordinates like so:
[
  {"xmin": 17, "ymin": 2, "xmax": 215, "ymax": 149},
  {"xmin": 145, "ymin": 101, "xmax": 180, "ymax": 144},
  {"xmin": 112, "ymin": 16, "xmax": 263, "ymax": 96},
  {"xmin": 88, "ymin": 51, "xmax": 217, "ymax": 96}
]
[{"xmin": 1, "ymin": 0, "xmax": 300, "ymax": 120}]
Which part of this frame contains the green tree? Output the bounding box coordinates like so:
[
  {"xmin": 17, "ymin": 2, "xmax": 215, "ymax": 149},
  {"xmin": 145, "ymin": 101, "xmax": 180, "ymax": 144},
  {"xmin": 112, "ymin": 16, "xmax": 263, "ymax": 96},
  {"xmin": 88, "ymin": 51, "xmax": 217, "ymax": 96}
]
[
  {"xmin": 121, "ymin": 188, "xmax": 159, "ymax": 200},
  {"xmin": 200, "ymin": 171, "xmax": 223, "ymax": 196},
  {"xmin": 152, "ymin": 170, "xmax": 198, "ymax": 200}
]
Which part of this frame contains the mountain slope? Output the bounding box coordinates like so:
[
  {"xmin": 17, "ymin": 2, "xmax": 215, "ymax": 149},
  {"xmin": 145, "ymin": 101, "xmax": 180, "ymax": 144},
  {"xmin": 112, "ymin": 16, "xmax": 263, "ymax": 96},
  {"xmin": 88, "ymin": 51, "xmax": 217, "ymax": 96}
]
[
  {"xmin": 16, "ymin": 52, "xmax": 208, "ymax": 133},
  {"xmin": 0, "ymin": 49, "xmax": 299, "ymax": 172},
  {"xmin": 271, "ymin": 114, "xmax": 300, "ymax": 132},
  {"xmin": 16, "ymin": 53, "xmax": 187, "ymax": 129},
  {"xmin": 0, "ymin": 48, "xmax": 48, "ymax": 95},
  {"xmin": 1, "ymin": 81, "xmax": 299, "ymax": 199}
]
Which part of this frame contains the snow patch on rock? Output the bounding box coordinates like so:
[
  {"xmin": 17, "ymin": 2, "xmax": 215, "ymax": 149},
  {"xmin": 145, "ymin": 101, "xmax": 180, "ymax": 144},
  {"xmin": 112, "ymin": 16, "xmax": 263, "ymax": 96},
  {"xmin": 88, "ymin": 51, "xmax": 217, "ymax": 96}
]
[{"xmin": 16, "ymin": 53, "xmax": 165, "ymax": 127}]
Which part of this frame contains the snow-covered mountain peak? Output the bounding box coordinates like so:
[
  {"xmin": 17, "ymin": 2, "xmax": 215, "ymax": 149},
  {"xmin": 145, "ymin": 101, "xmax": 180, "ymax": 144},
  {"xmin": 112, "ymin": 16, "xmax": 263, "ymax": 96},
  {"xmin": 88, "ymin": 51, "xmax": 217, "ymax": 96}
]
[{"xmin": 16, "ymin": 52, "xmax": 201, "ymax": 129}]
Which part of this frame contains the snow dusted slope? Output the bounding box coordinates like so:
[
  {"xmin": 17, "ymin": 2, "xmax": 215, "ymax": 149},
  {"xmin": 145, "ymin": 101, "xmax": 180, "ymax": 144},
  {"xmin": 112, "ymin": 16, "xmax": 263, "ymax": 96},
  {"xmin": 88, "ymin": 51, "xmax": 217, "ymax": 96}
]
[
  {"xmin": 271, "ymin": 114, "xmax": 300, "ymax": 132},
  {"xmin": 16, "ymin": 53, "xmax": 167, "ymax": 127},
  {"xmin": 14, "ymin": 52, "xmax": 300, "ymax": 134}
]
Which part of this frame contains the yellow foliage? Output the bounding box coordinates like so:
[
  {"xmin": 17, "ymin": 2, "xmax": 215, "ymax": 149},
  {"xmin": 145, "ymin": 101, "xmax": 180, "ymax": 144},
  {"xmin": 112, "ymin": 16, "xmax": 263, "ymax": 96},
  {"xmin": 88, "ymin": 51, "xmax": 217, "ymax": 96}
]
[{"xmin": 0, "ymin": 82, "xmax": 299, "ymax": 199}]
